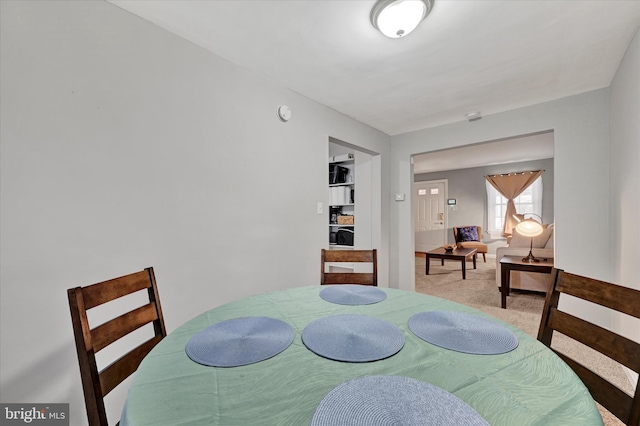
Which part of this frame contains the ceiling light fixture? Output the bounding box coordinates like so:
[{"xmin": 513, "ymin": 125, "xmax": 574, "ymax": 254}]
[{"xmin": 371, "ymin": 0, "xmax": 433, "ymax": 39}]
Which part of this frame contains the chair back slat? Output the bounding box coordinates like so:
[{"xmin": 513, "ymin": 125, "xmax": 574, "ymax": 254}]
[
  {"xmin": 547, "ymin": 308, "xmax": 640, "ymax": 372},
  {"xmin": 91, "ymin": 303, "xmax": 161, "ymax": 353},
  {"xmin": 68, "ymin": 267, "xmax": 166, "ymax": 426},
  {"xmin": 323, "ymin": 249, "xmax": 375, "ymax": 263},
  {"xmin": 321, "ymin": 249, "xmax": 377, "ymax": 286},
  {"xmin": 556, "ymin": 271, "xmax": 640, "ymax": 318},
  {"xmin": 99, "ymin": 335, "xmax": 164, "ymax": 396},
  {"xmin": 82, "ymin": 270, "xmax": 155, "ymax": 310},
  {"xmin": 322, "ymin": 273, "xmax": 376, "ymax": 285},
  {"xmin": 538, "ymin": 268, "xmax": 640, "ymax": 426},
  {"xmin": 554, "ymin": 350, "xmax": 635, "ymax": 424}
]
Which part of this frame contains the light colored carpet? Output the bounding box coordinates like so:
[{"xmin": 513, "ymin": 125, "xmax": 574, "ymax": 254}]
[{"xmin": 414, "ymin": 255, "xmax": 632, "ymax": 426}]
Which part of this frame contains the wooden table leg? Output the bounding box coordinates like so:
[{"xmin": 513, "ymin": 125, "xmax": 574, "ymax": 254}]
[
  {"xmin": 461, "ymin": 259, "xmax": 466, "ymax": 280},
  {"xmin": 441, "ymin": 259, "xmax": 444, "ymax": 266},
  {"xmin": 426, "ymin": 255, "xmax": 430, "ymax": 275},
  {"xmin": 472, "ymin": 253, "xmax": 477, "ymax": 269},
  {"xmin": 501, "ymin": 265, "xmax": 510, "ymax": 309}
]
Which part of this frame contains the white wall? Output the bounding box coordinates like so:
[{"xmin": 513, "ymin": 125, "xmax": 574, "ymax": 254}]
[
  {"xmin": 609, "ymin": 27, "xmax": 640, "ymax": 379},
  {"xmin": 0, "ymin": 1, "xmax": 390, "ymax": 424},
  {"xmin": 390, "ymin": 89, "xmax": 611, "ymax": 326}
]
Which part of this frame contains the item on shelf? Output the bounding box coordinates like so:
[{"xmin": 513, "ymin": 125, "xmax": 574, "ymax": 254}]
[
  {"xmin": 336, "ymin": 228, "xmax": 354, "ymax": 246},
  {"xmin": 329, "ymin": 165, "xmax": 349, "ymax": 184},
  {"xmin": 330, "ymin": 208, "xmax": 340, "ymax": 224},
  {"xmin": 330, "ymin": 153, "xmax": 354, "ymax": 162},
  {"xmin": 330, "ymin": 186, "xmax": 351, "ymax": 205},
  {"xmin": 329, "ymin": 231, "xmax": 337, "ymax": 244},
  {"xmin": 337, "ymin": 215, "xmax": 354, "ymax": 225}
]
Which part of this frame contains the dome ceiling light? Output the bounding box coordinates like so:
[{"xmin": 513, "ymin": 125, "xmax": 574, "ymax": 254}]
[{"xmin": 371, "ymin": 0, "xmax": 434, "ymax": 39}]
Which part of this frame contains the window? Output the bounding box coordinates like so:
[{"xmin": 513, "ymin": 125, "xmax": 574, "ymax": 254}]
[{"xmin": 486, "ymin": 176, "xmax": 542, "ymax": 238}]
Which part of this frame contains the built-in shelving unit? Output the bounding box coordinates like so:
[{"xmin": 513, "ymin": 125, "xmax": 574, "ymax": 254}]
[{"xmin": 329, "ymin": 154, "xmax": 355, "ymax": 248}]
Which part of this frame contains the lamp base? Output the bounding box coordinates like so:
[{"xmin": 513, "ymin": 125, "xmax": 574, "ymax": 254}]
[
  {"xmin": 521, "ymin": 251, "xmax": 540, "ymax": 263},
  {"xmin": 522, "ymin": 238, "xmax": 540, "ymax": 263}
]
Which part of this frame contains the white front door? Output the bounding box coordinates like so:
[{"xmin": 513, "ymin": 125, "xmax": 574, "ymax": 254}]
[{"xmin": 414, "ymin": 180, "xmax": 446, "ymax": 252}]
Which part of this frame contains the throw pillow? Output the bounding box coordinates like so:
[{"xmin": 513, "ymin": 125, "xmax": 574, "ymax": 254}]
[{"xmin": 457, "ymin": 226, "xmax": 479, "ymax": 242}]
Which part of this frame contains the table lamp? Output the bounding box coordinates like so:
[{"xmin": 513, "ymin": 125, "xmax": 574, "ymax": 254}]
[{"xmin": 512, "ymin": 213, "xmax": 544, "ymax": 263}]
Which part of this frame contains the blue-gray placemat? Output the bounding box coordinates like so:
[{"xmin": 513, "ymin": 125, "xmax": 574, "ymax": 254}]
[
  {"xmin": 302, "ymin": 314, "xmax": 404, "ymax": 362},
  {"xmin": 319, "ymin": 285, "xmax": 387, "ymax": 305},
  {"xmin": 311, "ymin": 375, "xmax": 489, "ymax": 426},
  {"xmin": 408, "ymin": 311, "xmax": 519, "ymax": 355},
  {"xmin": 185, "ymin": 316, "xmax": 294, "ymax": 367}
]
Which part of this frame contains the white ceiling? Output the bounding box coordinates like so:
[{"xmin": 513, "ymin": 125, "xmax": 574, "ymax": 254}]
[{"xmin": 108, "ymin": 0, "xmax": 639, "ymax": 137}]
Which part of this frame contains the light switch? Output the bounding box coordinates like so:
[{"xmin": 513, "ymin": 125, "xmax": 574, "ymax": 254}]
[
  {"xmin": 317, "ymin": 202, "xmax": 323, "ymax": 214},
  {"xmin": 395, "ymin": 193, "xmax": 405, "ymax": 201}
]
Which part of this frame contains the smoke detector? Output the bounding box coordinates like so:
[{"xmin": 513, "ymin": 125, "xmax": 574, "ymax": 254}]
[{"xmin": 465, "ymin": 111, "xmax": 482, "ymax": 122}]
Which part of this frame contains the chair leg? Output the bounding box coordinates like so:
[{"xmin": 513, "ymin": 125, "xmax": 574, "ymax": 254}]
[{"xmin": 482, "ymin": 253, "xmax": 486, "ymax": 262}]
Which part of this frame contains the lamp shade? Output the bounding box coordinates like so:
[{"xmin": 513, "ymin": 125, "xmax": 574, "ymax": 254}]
[
  {"xmin": 371, "ymin": 0, "xmax": 433, "ymax": 38},
  {"xmin": 514, "ymin": 218, "xmax": 543, "ymax": 237}
]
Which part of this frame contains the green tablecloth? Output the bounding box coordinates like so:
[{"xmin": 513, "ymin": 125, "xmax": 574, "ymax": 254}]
[{"xmin": 120, "ymin": 287, "xmax": 602, "ymax": 425}]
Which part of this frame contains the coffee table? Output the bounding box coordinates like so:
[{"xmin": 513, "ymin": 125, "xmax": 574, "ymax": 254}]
[
  {"xmin": 499, "ymin": 255, "xmax": 554, "ymax": 309},
  {"xmin": 424, "ymin": 247, "xmax": 477, "ymax": 280}
]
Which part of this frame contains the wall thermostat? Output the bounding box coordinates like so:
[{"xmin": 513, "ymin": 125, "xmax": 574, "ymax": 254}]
[{"xmin": 277, "ymin": 105, "xmax": 291, "ymax": 122}]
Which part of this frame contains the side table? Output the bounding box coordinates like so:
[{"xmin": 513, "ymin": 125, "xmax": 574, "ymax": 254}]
[{"xmin": 499, "ymin": 255, "xmax": 554, "ymax": 308}]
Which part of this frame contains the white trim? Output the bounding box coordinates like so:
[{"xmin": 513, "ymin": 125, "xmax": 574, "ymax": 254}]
[{"xmin": 488, "ymin": 230, "xmax": 507, "ymax": 240}]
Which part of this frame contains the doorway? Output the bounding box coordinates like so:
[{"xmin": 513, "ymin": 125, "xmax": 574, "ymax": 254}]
[{"xmin": 414, "ymin": 179, "xmax": 447, "ymax": 252}]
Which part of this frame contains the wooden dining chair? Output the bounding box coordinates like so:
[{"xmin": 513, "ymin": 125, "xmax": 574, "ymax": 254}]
[
  {"xmin": 68, "ymin": 267, "xmax": 167, "ymax": 426},
  {"xmin": 321, "ymin": 249, "xmax": 377, "ymax": 286},
  {"xmin": 537, "ymin": 268, "xmax": 640, "ymax": 425}
]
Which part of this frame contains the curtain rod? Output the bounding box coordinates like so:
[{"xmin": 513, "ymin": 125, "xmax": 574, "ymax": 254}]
[{"xmin": 485, "ymin": 170, "xmax": 544, "ymax": 178}]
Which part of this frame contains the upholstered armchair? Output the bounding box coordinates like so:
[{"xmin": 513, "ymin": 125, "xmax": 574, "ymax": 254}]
[{"xmin": 453, "ymin": 226, "xmax": 488, "ymax": 262}]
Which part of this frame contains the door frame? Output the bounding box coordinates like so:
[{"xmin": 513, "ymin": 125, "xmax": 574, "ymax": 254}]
[{"xmin": 413, "ymin": 179, "xmax": 448, "ymax": 253}]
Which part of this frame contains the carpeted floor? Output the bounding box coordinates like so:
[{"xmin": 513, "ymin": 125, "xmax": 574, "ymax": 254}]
[{"xmin": 414, "ymin": 254, "xmax": 632, "ymax": 426}]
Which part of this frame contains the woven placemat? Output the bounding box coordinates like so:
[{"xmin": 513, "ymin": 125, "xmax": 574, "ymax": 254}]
[
  {"xmin": 185, "ymin": 316, "xmax": 294, "ymax": 367},
  {"xmin": 408, "ymin": 311, "xmax": 518, "ymax": 355},
  {"xmin": 319, "ymin": 285, "xmax": 387, "ymax": 305},
  {"xmin": 311, "ymin": 375, "xmax": 489, "ymax": 426},
  {"xmin": 302, "ymin": 314, "xmax": 404, "ymax": 362}
]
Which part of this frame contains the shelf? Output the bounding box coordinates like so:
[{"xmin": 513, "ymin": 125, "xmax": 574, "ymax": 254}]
[
  {"xmin": 329, "ymin": 182, "xmax": 354, "ymax": 187},
  {"xmin": 329, "ymin": 244, "xmax": 355, "ymax": 248},
  {"xmin": 329, "ymin": 159, "xmax": 354, "ymax": 165},
  {"xmin": 329, "ymin": 203, "xmax": 354, "ymax": 207},
  {"xmin": 329, "ymin": 224, "xmax": 354, "ymax": 227}
]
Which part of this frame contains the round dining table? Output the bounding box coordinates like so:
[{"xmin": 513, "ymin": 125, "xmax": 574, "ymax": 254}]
[{"xmin": 120, "ymin": 286, "xmax": 602, "ymax": 425}]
